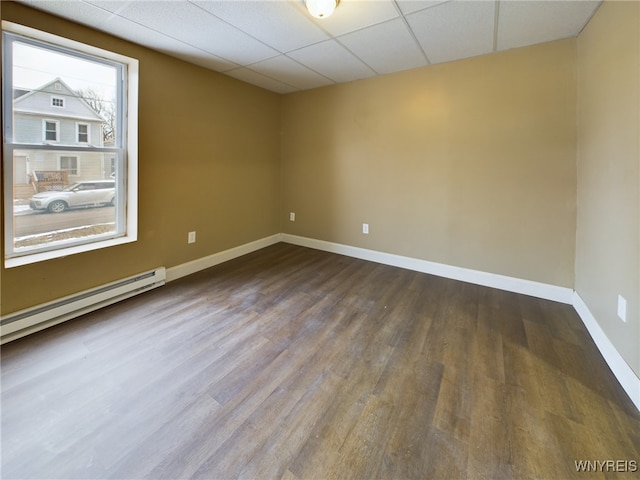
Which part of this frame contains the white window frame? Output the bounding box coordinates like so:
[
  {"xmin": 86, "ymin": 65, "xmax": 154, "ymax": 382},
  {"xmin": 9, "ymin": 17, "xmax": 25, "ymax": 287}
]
[
  {"xmin": 2, "ymin": 21, "xmax": 139, "ymax": 268},
  {"xmin": 58, "ymin": 155, "xmax": 79, "ymax": 175},
  {"xmin": 51, "ymin": 95, "xmax": 64, "ymax": 108},
  {"xmin": 76, "ymin": 122, "xmax": 90, "ymax": 144},
  {"xmin": 42, "ymin": 119, "xmax": 59, "ymax": 142}
]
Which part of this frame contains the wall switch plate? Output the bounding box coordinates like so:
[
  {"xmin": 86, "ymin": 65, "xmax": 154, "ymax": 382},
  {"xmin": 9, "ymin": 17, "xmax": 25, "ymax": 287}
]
[
  {"xmin": 188, "ymin": 231, "xmax": 196, "ymax": 244},
  {"xmin": 290, "ymin": 212, "xmax": 295, "ymax": 222},
  {"xmin": 617, "ymin": 295, "xmax": 627, "ymax": 322},
  {"xmin": 362, "ymin": 223, "xmax": 369, "ymax": 234}
]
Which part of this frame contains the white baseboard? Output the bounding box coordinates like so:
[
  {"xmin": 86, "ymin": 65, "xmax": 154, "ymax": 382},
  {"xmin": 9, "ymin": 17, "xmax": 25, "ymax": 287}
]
[
  {"xmin": 281, "ymin": 234, "xmax": 574, "ymax": 304},
  {"xmin": 572, "ymin": 292, "xmax": 640, "ymax": 411},
  {"xmin": 166, "ymin": 234, "xmax": 282, "ymax": 282}
]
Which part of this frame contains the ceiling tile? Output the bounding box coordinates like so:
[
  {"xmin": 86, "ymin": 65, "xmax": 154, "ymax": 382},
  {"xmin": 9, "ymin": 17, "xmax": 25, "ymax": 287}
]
[
  {"xmin": 103, "ymin": 14, "xmax": 239, "ymax": 71},
  {"xmin": 287, "ymin": 39, "xmax": 375, "ymax": 83},
  {"xmin": 406, "ymin": 0, "xmax": 496, "ymax": 64},
  {"xmin": 169, "ymin": 50, "xmax": 240, "ymax": 73},
  {"xmin": 192, "ymin": 0, "xmax": 329, "ymax": 53},
  {"xmin": 306, "ymin": 0, "xmax": 400, "ymax": 37},
  {"xmin": 248, "ymin": 55, "xmax": 334, "ymax": 90},
  {"xmin": 14, "ymin": 0, "xmax": 603, "ymax": 93},
  {"xmin": 339, "ymin": 18, "xmax": 428, "ymax": 74},
  {"xmin": 225, "ymin": 67, "xmax": 299, "ymax": 94},
  {"xmin": 84, "ymin": 0, "xmax": 133, "ymax": 15},
  {"xmin": 395, "ymin": 0, "xmax": 451, "ymax": 16},
  {"xmin": 497, "ymin": 0, "xmax": 601, "ymax": 51},
  {"xmin": 115, "ymin": 0, "xmax": 279, "ymax": 64},
  {"xmin": 19, "ymin": 0, "xmax": 115, "ymax": 27},
  {"xmin": 28, "ymin": 0, "xmax": 238, "ymax": 72}
]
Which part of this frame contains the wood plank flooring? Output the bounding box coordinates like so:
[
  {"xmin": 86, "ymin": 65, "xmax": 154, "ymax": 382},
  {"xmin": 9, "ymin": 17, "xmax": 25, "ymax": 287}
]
[{"xmin": 1, "ymin": 243, "xmax": 638, "ymax": 479}]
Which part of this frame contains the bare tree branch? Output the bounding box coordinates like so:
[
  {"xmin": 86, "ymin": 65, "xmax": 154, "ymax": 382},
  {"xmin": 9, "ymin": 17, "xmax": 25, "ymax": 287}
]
[{"xmin": 75, "ymin": 88, "xmax": 116, "ymax": 145}]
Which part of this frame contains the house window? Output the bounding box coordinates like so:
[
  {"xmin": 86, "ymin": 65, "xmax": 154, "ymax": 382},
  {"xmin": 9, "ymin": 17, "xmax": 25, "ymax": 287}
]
[
  {"xmin": 43, "ymin": 120, "xmax": 59, "ymax": 142},
  {"xmin": 77, "ymin": 123, "xmax": 89, "ymax": 143},
  {"xmin": 2, "ymin": 22, "xmax": 139, "ymax": 267},
  {"xmin": 59, "ymin": 156, "xmax": 78, "ymax": 175}
]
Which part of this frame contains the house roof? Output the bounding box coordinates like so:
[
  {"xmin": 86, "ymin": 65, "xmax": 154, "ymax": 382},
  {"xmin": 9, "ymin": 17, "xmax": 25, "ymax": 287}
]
[
  {"xmin": 13, "ymin": 77, "xmax": 105, "ymax": 122},
  {"xmin": 13, "ymin": 88, "xmax": 30, "ymax": 99}
]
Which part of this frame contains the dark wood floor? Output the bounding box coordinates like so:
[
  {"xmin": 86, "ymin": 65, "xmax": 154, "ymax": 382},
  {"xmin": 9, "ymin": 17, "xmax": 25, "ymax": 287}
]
[{"xmin": 1, "ymin": 243, "xmax": 638, "ymax": 479}]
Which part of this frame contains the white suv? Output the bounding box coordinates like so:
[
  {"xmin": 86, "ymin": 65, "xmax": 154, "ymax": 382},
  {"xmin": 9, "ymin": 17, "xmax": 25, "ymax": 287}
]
[{"xmin": 30, "ymin": 180, "xmax": 115, "ymax": 213}]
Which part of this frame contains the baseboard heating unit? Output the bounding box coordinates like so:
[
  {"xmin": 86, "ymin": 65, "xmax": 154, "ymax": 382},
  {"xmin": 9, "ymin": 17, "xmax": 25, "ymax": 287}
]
[{"xmin": 1, "ymin": 267, "xmax": 166, "ymax": 344}]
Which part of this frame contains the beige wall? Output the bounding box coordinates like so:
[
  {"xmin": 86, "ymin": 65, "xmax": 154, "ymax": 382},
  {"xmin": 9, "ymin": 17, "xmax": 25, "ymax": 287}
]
[
  {"xmin": 576, "ymin": 0, "xmax": 640, "ymax": 377},
  {"xmin": 281, "ymin": 39, "xmax": 577, "ymax": 287},
  {"xmin": 1, "ymin": 3, "xmax": 281, "ymax": 314}
]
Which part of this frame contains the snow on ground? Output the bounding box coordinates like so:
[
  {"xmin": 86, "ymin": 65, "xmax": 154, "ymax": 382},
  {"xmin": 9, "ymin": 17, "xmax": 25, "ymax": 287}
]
[{"xmin": 13, "ymin": 204, "xmax": 31, "ymax": 214}]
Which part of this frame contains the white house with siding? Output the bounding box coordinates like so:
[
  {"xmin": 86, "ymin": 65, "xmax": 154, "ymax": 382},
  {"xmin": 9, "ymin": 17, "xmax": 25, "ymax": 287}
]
[{"xmin": 12, "ymin": 77, "xmax": 112, "ymax": 190}]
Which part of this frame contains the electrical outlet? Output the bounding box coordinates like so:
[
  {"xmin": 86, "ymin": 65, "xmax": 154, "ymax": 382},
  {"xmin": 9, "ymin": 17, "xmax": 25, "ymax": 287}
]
[
  {"xmin": 290, "ymin": 212, "xmax": 295, "ymax": 222},
  {"xmin": 362, "ymin": 223, "xmax": 369, "ymax": 234},
  {"xmin": 617, "ymin": 295, "xmax": 627, "ymax": 322},
  {"xmin": 188, "ymin": 231, "xmax": 196, "ymax": 244}
]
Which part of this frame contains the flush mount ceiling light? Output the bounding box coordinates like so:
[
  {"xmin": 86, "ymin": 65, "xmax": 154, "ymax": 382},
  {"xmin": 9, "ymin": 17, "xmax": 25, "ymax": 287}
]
[{"xmin": 305, "ymin": 0, "xmax": 339, "ymax": 19}]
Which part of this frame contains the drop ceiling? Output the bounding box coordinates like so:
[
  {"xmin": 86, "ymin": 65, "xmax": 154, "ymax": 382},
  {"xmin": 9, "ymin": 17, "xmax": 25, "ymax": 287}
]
[{"xmin": 15, "ymin": 0, "xmax": 602, "ymax": 94}]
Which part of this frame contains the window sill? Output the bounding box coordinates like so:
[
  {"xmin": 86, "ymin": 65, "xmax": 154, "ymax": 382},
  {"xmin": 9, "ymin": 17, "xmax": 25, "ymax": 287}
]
[{"xmin": 5, "ymin": 233, "xmax": 137, "ymax": 268}]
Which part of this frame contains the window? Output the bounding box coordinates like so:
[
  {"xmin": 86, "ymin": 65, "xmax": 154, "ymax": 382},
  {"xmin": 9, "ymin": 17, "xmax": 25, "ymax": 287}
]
[
  {"xmin": 77, "ymin": 123, "xmax": 89, "ymax": 143},
  {"xmin": 43, "ymin": 120, "xmax": 59, "ymax": 141},
  {"xmin": 59, "ymin": 156, "xmax": 78, "ymax": 175},
  {"xmin": 2, "ymin": 22, "xmax": 139, "ymax": 267}
]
